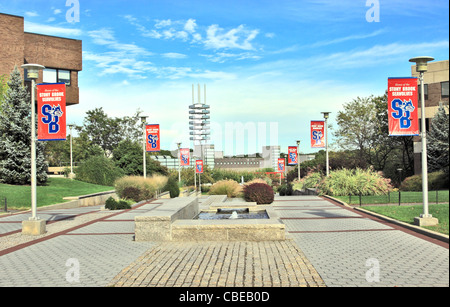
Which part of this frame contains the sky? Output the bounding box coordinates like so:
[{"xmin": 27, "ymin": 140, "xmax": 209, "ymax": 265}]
[{"xmin": 1, "ymin": 0, "xmax": 449, "ymax": 156}]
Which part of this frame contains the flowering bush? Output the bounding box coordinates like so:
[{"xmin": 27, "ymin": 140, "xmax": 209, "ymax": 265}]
[{"xmin": 243, "ymin": 183, "xmax": 274, "ymax": 205}]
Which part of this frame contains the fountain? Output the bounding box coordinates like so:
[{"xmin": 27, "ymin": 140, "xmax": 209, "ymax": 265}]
[{"xmin": 229, "ymin": 211, "xmax": 238, "ymax": 219}]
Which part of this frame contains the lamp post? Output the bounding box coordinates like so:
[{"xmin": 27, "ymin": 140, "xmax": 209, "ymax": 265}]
[
  {"xmin": 409, "ymin": 56, "xmax": 438, "ymax": 226},
  {"xmin": 68, "ymin": 124, "xmax": 74, "ymax": 179},
  {"xmin": 141, "ymin": 116, "xmax": 148, "ymax": 178},
  {"xmin": 321, "ymin": 112, "xmax": 331, "ymax": 177},
  {"xmin": 177, "ymin": 142, "xmax": 182, "ymax": 183},
  {"xmin": 21, "ymin": 64, "xmax": 45, "ymax": 235},
  {"xmin": 296, "ymin": 140, "xmax": 301, "ymax": 181}
]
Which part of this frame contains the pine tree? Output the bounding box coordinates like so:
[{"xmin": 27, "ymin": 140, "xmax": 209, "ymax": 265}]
[
  {"xmin": 427, "ymin": 104, "xmax": 449, "ymax": 175},
  {"xmin": 0, "ymin": 66, "xmax": 48, "ymax": 185}
]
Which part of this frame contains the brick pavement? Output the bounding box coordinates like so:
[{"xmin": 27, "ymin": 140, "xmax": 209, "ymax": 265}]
[
  {"xmin": 273, "ymin": 196, "xmax": 449, "ymax": 287},
  {"xmin": 108, "ymin": 240, "xmax": 325, "ymax": 287},
  {"xmin": 0, "ymin": 195, "xmax": 448, "ymax": 287}
]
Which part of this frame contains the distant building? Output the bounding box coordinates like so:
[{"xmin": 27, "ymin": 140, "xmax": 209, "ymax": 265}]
[
  {"xmin": 215, "ymin": 157, "xmax": 264, "ymax": 172},
  {"xmin": 411, "ymin": 60, "xmax": 449, "ymax": 175},
  {"xmin": 0, "ymin": 13, "xmax": 82, "ymax": 105},
  {"xmin": 261, "ymin": 146, "xmax": 281, "ymax": 170}
]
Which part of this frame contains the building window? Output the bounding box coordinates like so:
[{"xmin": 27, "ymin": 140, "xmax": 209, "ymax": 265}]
[
  {"xmin": 42, "ymin": 68, "xmax": 71, "ymax": 86},
  {"xmin": 58, "ymin": 70, "xmax": 71, "ymax": 86},
  {"xmin": 43, "ymin": 68, "xmax": 57, "ymax": 83},
  {"xmin": 442, "ymin": 81, "xmax": 449, "ymax": 98}
]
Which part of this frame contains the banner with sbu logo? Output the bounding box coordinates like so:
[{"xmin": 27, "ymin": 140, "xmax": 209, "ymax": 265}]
[
  {"xmin": 180, "ymin": 148, "xmax": 190, "ymax": 166},
  {"xmin": 146, "ymin": 124, "xmax": 160, "ymax": 152},
  {"xmin": 288, "ymin": 146, "xmax": 298, "ymax": 165},
  {"xmin": 277, "ymin": 158, "xmax": 285, "ymax": 173},
  {"xmin": 388, "ymin": 77, "xmax": 419, "ymax": 136},
  {"xmin": 196, "ymin": 160, "xmax": 204, "ymax": 174},
  {"xmin": 37, "ymin": 83, "xmax": 66, "ymax": 141},
  {"xmin": 311, "ymin": 121, "xmax": 325, "ymax": 148}
]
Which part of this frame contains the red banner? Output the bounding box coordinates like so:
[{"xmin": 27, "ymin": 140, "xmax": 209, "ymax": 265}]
[
  {"xmin": 277, "ymin": 158, "xmax": 285, "ymax": 173},
  {"xmin": 37, "ymin": 83, "xmax": 66, "ymax": 141},
  {"xmin": 288, "ymin": 146, "xmax": 298, "ymax": 165},
  {"xmin": 180, "ymin": 148, "xmax": 190, "ymax": 166},
  {"xmin": 311, "ymin": 121, "xmax": 325, "ymax": 148},
  {"xmin": 196, "ymin": 160, "xmax": 204, "ymax": 174},
  {"xmin": 388, "ymin": 78, "xmax": 419, "ymax": 136},
  {"xmin": 146, "ymin": 124, "xmax": 160, "ymax": 152}
]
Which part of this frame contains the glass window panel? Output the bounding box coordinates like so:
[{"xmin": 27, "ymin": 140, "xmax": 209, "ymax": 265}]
[
  {"xmin": 43, "ymin": 69, "xmax": 57, "ymax": 83},
  {"xmin": 58, "ymin": 70, "xmax": 71, "ymax": 86},
  {"xmin": 442, "ymin": 81, "xmax": 449, "ymax": 98}
]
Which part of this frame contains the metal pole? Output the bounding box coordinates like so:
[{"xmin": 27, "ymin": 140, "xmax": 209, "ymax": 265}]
[
  {"xmin": 30, "ymin": 78, "xmax": 37, "ymax": 220},
  {"xmin": 325, "ymin": 117, "xmax": 329, "ymax": 177},
  {"xmin": 419, "ymin": 72, "xmax": 430, "ymax": 218},
  {"xmin": 70, "ymin": 125, "xmax": 73, "ymax": 177},
  {"xmin": 297, "ymin": 143, "xmax": 301, "ymax": 181},
  {"xmin": 143, "ymin": 122, "xmax": 147, "ymax": 179}
]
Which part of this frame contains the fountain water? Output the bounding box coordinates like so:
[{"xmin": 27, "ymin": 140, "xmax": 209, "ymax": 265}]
[{"xmin": 229, "ymin": 211, "xmax": 238, "ymax": 219}]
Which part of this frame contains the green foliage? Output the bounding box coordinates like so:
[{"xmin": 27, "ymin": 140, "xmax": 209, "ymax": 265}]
[
  {"xmin": 208, "ymin": 180, "xmax": 242, "ymax": 198},
  {"xmin": 295, "ymin": 172, "xmax": 323, "ymax": 191},
  {"xmin": 428, "ymin": 105, "xmax": 449, "ymax": 176},
  {"xmin": 243, "ymin": 183, "xmax": 274, "ymax": 205},
  {"xmin": 317, "ymin": 168, "xmax": 393, "ymax": 196},
  {"xmin": 75, "ymin": 155, "xmax": 124, "ymax": 186},
  {"xmin": 114, "ymin": 175, "xmax": 168, "ymax": 202},
  {"xmin": 400, "ymin": 171, "xmax": 449, "ymax": 191},
  {"xmin": 0, "ymin": 67, "xmax": 47, "ymax": 185},
  {"xmin": 105, "ymin": 197, "xmax": 132, "ymax": 210},
  {"xmin": 164, "ymin": 176, "xmax": 180, "ymax": 198}
]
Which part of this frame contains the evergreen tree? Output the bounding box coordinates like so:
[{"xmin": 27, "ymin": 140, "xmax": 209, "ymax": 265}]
[
  {"xmin": 0, "ymin": 67, "xmax": 47, "ymax": 185},
  {"xmin": 428, "ymin": 104, "xmax": 449, "ymax": 175}
]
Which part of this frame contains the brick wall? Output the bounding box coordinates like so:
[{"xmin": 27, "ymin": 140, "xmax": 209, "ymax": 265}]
[{"xmin": 0, "ymin": 13, "xmax": 25, "ymax": 76}]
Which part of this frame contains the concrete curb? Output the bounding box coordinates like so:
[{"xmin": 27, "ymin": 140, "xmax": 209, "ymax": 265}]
[{"xmin": 322, "ymin": 195, "xmax": 449, "ymax": 244}]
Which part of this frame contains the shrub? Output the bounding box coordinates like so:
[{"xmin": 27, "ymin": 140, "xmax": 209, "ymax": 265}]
[
  {"xmin": 105, "ymin": 197, "xmax": 132, "ymax": 210},
  {"xmin": 164, "ymin": 176, "xmax": 180, "ymax": 198},
  {"xmin": 278, "ymin": 184, "xmax": 287, "ymax": 196},
  {"xmin": 114, "ymin": 174, "xmax": 168, "ymax": 202},
  {"xmin": 401, "ymin": 171, "xmax": 449, "ymax": 191},
  {"xmin": 243, "ymin": 183, "xmax": 274, "ymax": 205},
  {"xmin": 208, "ymin": 180, "xmax": 242, "ymax": 198},
  {"xmin": 76, "ymin": 155, "xmax": 124, "ymax": 186},
  {"xmin": 317, "ymin": 168, "xmax": 392, "ymax": 196}
]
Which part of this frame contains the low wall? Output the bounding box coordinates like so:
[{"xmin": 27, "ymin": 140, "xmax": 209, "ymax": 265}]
[
  {"xmin": 135, "ymin": 197, "xmax": 199, "ymax": 242},
  {"xmin": 172, "ymin": 206, "xmax": 285, "ymax": 242},
  {"xmin": 39, "ymin": 191, "xmax": 117, "ymax": 211}
]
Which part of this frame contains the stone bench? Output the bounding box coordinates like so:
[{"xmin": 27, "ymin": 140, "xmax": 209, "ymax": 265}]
[{"xmin": 134, "ymin": 197, "xmax": 199, "ymax": 242}]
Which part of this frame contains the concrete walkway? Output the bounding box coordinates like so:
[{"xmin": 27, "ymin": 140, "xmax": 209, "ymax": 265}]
[{"xmin": 0, "ymin": 195, "xmax": 448, "ymax": 287}]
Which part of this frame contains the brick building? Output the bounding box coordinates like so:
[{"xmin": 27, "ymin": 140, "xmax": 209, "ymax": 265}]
[
  {"xmin": 0, "ymin": 13, "xmax": 82, "ymax": 105},
  {"xmin": 411, "ymin": 59, "xmax": 449, "ymax": 175}
]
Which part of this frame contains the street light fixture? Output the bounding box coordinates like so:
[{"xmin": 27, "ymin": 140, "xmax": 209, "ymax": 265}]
[
  {"xmin": 140, "ymin": 115, "xmax": 148, "ymax": 178},
  {"xmin": 21, "ymin": 63, "xmax": 45, "ymax": 235},
  {"xmin": 409, "ymin": 56, "xmax": 438, "ymax": 226},
  {"xmin": 296, "ymin": 140, "xmax": 301, "ymax": 181},
  {"xmin": 321, "ymin": 112, "xmax": 331, "ymax": 177}
]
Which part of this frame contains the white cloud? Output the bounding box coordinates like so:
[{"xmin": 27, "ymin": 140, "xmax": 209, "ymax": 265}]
[
  {"xmin": 53, "ymin": 9, "xmax": 62, "ymax": 15},
  {"xmin": 204, "ymin": 24, "xmax": 259, "ymax": 50},
  {"xmin": 24, "ymin": 21, "xmax": 82, "ymax": 37},
  {"xmin": 162, "ymin": 53, "xmax": 188, "ymax": 59},
  {"xmin": 25, "ymin": 11, "xmax": 39, "ymax": 17},
  {"xmin": 184, "ymin": 19, "xmax": 197, "ymax": 33}
]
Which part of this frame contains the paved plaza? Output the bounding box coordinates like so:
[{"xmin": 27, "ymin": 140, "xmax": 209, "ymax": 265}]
[{"xmin": 0, "ymin": 195, "xmax": 448, "ymax": 287}]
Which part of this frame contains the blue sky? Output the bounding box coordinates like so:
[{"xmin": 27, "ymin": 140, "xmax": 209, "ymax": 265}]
[{"xmin": 1, "ymin": 0, "xmax": 449, "ymax": 156}]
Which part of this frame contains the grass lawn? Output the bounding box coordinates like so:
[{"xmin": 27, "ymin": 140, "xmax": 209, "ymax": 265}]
[
  {"xmin": 334, "ymin": 190, "xmax": 449, "ymax": 205},
  {"xmin": 363, "ymin": 204, "xmax": 449, "ymax": 235},
  {"xmin": 0, "ymin": 177, "xmax": 114, "ymax": 210}
]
